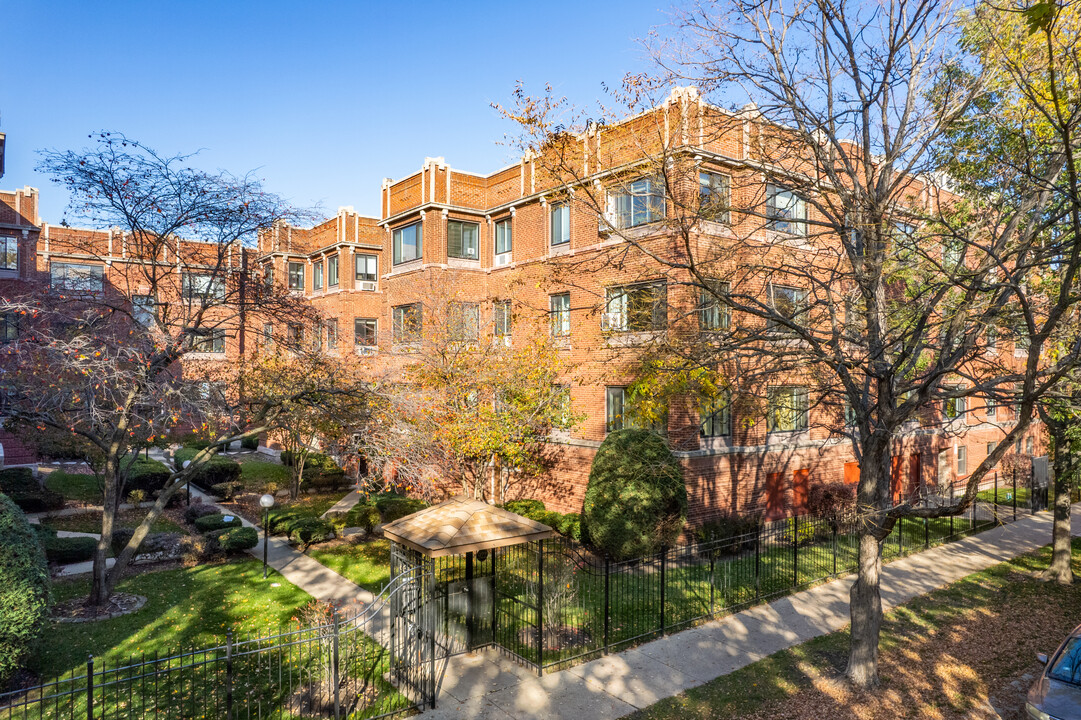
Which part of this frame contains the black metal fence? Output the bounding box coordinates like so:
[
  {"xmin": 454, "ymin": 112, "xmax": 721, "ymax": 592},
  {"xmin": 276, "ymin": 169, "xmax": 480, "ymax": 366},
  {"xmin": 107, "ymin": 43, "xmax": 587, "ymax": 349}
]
[{"xmin": 1, "ymin": 470, "xmax": 1053, "ymax": 718}]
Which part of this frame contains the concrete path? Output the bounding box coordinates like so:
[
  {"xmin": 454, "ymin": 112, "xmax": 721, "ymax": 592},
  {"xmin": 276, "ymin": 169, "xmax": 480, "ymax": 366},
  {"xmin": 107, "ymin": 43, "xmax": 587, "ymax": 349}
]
[
  {"xmin": 422, "ymin": 508, "xmax": 1080, "ymax": 720},
  {"xmin": 54, "ymin": 557, "xmax": 116, "ymax": 578},
  {"xmin": 321, "ymin": 489, "xmax": 366, "ymax": 518}
]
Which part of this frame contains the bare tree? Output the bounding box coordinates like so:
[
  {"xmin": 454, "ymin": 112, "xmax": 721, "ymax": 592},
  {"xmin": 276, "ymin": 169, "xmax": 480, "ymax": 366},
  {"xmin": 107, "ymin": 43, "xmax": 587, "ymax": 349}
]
[{"xmin": 495, "ymin": 0, "xmax": 1081, "ymax": 688}]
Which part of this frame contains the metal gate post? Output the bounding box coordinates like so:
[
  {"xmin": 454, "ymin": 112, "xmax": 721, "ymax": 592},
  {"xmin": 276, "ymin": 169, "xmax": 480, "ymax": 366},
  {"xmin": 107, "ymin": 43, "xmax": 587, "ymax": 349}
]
[
  {"xmin": 832, "ymin": 524, "xmax": 837, "ymax": 576},
  {"xmin": 709, "ymin": 550, "xmax": 715, "ymax": 615},
  {"xmin": 536, "ymin": 543, "xmax": 544, "ymax": 675},
  {"xmin": 331, "ymin": 610, "xmax": 340, "ymax": 720},
  {"xmin": 924, "ymin": 517, "xmax": 929, "ymax": 549},
  {"xmin": 754, "ymin": 521, "xmax": 761, "ymax": 602},
  {"xmin": 225, "ymin": 632, "xmax": 234, "ymax": 720},
  {"xmin": 994, "ymin": 472, "xmax": 999, "ymax": 524},
  {"xmin": 491, "ymin": 548, "xmax": 498, "ymax": 644},
  {"xmin": 1013, "ymin": 472, "xmax": 1018, "ymax": 522},
  {"xmin": 792, "ymin": 515, "xmax": 799, "ymax": 587},
  {"xmin": 659, "ymin": 548, "xmax": 667, "ymax": 636},
  {"xmin": 86, "ymin": 655, "xmax": 94, "ymax": 720},
  {"xmin": 603, "ymin": 556, "xmax": 611, "ymax": 654},
  {"xmin": 429, "ymin": 561, "xmax": 437, "ymax": 709},
  {"xmin": 465, "ymin": 551, "xmax": 475, "ymax": 651}
]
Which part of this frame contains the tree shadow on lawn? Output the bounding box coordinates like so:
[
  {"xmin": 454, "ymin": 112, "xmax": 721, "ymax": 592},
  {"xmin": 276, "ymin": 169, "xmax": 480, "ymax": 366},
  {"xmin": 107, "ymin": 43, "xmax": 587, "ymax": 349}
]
[
  {"xmin": 628, "ymin": 541, "xmax": 1081, "ymax": 720},
  {"xmin": 32, "ymin": 558, "xmax": 313, "ymax": 679}
]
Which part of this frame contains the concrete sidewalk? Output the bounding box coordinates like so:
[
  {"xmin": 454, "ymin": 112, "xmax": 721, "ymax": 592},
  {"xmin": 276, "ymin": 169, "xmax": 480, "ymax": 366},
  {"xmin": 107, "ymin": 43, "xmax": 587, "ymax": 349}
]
[{"xmin": 423, "ymin": 508, "xmax": 1079, "ymax": 720}]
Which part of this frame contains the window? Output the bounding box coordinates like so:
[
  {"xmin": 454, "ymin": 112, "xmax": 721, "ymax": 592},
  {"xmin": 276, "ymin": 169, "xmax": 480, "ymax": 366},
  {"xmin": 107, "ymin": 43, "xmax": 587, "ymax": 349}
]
[
  {"xmin": 448, "ymin": 302, "xmax": 480, "ymax": 341},
  {"xmin": 262, "ymin": 323, "xmax": 273, "ymax": 349},
  {"xmin": 326, "ymin": 318, "xmax": 338, "ymax": 350},
  {"xmin": 550, "ymin": 293, "xmax": 570, "ymax": 337},
  {"xmin": 354, "ymin": 318, "xmax": 377, "ymax": 347},
  {"xmin": 392, "ymin": 304, "xmax": 421, "ymax": 343},
  {"xmin": 328, "ymin": 255, "xmax": 339, "ymax": 287},
  {"xmin": 132, "ymin": 295, "xmax": 156, "ymax": 328},
  {"xmin": 495, "ymin": 218, "xmax": 512, "ymax": 256},
  {"xmin": 938, "ymin": 449, "xmax": 951, "ymax": 486},
  {"xmin": 313, "ymin": 261, "xmax": 323, "ymax": 291},
  {"xmin": 700, "ymin": 390, "xmax": 731, "ymax": 437},
  {"xmin": 1026, "ymin": 436, "xmax": 1034, "ymax": 455},
  {"xmin": 355, "ymin": 254, "xmax": 378, "ymax": 282},
  {"xmin": 554, "ymin": 385, "xmax": 572, "ymax": 425},
  {"xmin": 0, "ymin": 236, "xmax": 17, "ymax": 271},
  {"xmin": 942, "ymin": 239, "xmax": 963, "ymax": 268},
  {"xmin": 608, "ymin": 178, "xmax": 665, "ymax": 229},
  {"xmin": 603, "ymin": 281, "xmax": 667, "ymax": 332},
  {"xmin": 51, "ymin": 263, "xmax": 104, "ymax": 294},
  {"xmin": 844, "ymin": 399, "xmax": 858, "ymax": 426},
  {"xmin": 986, "ymin": 325, "xmax": 997, "ymax": 352},
  {"xmin": 944, "ymin": 389, "xmax": 965, "ymax": 420},
  {"xmin": 767, "ymin": 386, "xmax": 809, "ymax": 432},
  {"xmin": 956, "ymin": 446, "xmax": 967, "ymax": 475},
  {"xmin": 986, "ymin": 395, "xmax": 996, "ymax": 417},
  {"xmin": 494, "ymin": 300, "xmax": 512, "ymax": 342},
  {"xmin": 987, "ymin": 441, "xmax": 995, "ymax": 458},
  {"xmin": 393, "ymin": 222, "xmax": 422, "ymax": 264},
  {"xmin": 0, "ymin": 313, "xmax": 17, "ymax": 343},
  {"xmin": 550, "ymin": 203, "xmax": 570, "ymax": 246},
  {"xmin": 1048, "ymin": 636, "xmax": 1081, "ymax": 686},
  {"xmin": 447, "ymin": 220, "xmax": 479, "ymax": 260},
  {"xmin": 766, "ymin": 185, "xmax": 807, "ymax": 235},
  {"xmin": 194, "ymin": 329, "xmax": 226, "ymax": 354},
  {"xmin": 262, "ymin": 264, "xmax": 274, "ymax": 289},
  {"xmin": 313, "ymin": 324, "xmax": 322, "ymax": 352},
  {"xmin": 607, "ymin": 386, "xmax": 628, "ymax": 432},
  {"xmin": 699, "ymin": 172, "xmax": 731, "ymax": 223},
  {"xmin": 288, "ymin": 262, "xmax": 305, "ymax": 290},
  {"xmin": 181, "ymin": 273, "xmax": 225, "ymax": 302},
  {"xmin": 767, "ymin": 284, "xmax": 808, "ymax": 332},
  {"xmin": 287, "ymin": 324, "xmax": 304, "ymax": 348},
  {"xmin": 699, "ymin": 281, "xmax": 730, "ymax": 332}
]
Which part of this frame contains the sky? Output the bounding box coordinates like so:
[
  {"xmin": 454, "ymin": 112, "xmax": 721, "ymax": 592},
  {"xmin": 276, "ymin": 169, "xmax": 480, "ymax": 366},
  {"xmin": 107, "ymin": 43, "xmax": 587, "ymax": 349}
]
[{"xmin": 1, "ymin": 1, "xmax": 670, "ymax": 225}]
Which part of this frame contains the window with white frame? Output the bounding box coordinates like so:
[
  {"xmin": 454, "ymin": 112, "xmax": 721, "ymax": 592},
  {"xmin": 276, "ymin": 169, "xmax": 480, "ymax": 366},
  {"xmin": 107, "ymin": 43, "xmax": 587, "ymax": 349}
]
[
  {"xmin": 767, "ymin": 284, "xmax": 807, "ymax": 333},
  {"xmin": 1026, "ymin": 436, "xmax": 1034, "ymax": 455},
  {"xmin": 328, "ymin": 256, "xmax": 339, "ymax": 287},
  {"xmin": 0, "ymin": 236, "xmax": 17, "ymax": 271},
  {"xmin": 313, "ymin": 261, "xmax": 323, "ymax": 291},
  {"xmin": 956, "ymin": 445, "xmax": 967, "ymax": 475},
  {"xmin": 494, "ymin": 300, "xmax": 512, "ymax": 341},
  {"xmin": 181, "ymin": 272, "xmax": 225, "ymax": 302},
  {"xmin": 393, "ymin": 222, "xmax": 423, "ymax": 264},
  {"xmin": 495, "ymin": 218, "xmax": 512, "ymax": 257},
  {"xmin": 262, "ymin": 323, "xmax": 273, "ymax": 349},
  {"xmin": 767, "ymin": 386, "xmax": 809, "ymax": 432},
  {"xmin": 700, "ymin": 389, "xmax": 731, "ymax": 437},
  {"xmin": 447, "ymin": 220, "xmax": 479, "ymax": 260},
  {"xmin": 448, "ymin": 302, "xmax": 480, "ymax": 341},
  {"xmin": 194, "ymin": 329, "xmax": 226, "ymax": 354},
  {"xmin": 603, "ymin": 281, "xmax": 667, "ymax": 332},
  {"xmin": 986, "ymin": 441, "xmax": 995, "ymax": 458},
  {"xmin": 355, "ymin": 254, "xmax": 378, "ymax": 283},
  {"xmin": 986, "ymin": 394, "xmax": 996, "ymax": 417},
  {"xmin": 132, "ymin": 295, "xmax": 156, "ymax": 328},
  {"xmin": 355, "ymin": 318, "xmax": 377, "ymax": 347},
  {"xmin": 766, "ymin": 185, "xmax": 807, "ymax": 235},
  {"xmin": 287, "ymin": 324, "xmax": 303, "ymax": 348},
  {"xmin": 606, "ymin": 385, "xmax": 665, "ymax": 434},
  {"xmin": 326, "ymin": 318, "xmax": 338, "ymax": 349},
  {"xmin": 51, "ymin": 263, "xmax": 104, "ymax": 294},
  {"xmin": 608, "ymin": 178, "xmax": 665, "ymax": 229},
  {"xmin": 944, "ymin": 388, "xmax": 965, "ymax": 420},
  {"xmin": 392, "ymin": 304, "xmax": 421, "ymax": 343},
  {"xmin": 699, "ymin": 172, "xmax": 731, "ymax": 223},
  {"xmin": 550, "ymin": 203, "xmax": 570, "ymax": 246},
  {"xmin": 549, "ymin": 293, "xmax": 570, "ymax": 337},
  {"xmin": 699, "ymin": 281, "xmax": 730, "ymax": 332},
  {"xmin": 288, "ymin": 262, "xmax": 305, "ymax": 290}
]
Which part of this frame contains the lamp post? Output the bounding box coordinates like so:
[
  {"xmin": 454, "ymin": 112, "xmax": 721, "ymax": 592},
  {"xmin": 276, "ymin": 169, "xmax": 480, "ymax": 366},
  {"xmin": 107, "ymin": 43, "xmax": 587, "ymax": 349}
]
[
  {"xmin": 183, "ymin": 459, "xmax": 192, "ymax": 507},
  {"xmin": 260, "ymin": 494, "xmax": 275, "ymax": 579}
]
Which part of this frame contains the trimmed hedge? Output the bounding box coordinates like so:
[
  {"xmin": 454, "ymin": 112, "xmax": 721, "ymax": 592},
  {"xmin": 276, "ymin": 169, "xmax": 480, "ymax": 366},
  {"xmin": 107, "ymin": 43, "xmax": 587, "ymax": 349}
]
[
  {"xmin": 123, "ymin": 458, "xmax": 172, "ymax": 494},
  {"xmin": 210, "ymin": 481, "xmax": 244, "ymax": 501},
  {"xmin": 183, "ymin": 503, "xmax": 219, "ymax": 525},
  {"xmin": 0, "ymin": 468, "xmax": 64, "ymax": 513},
  {"xmin": 0, "ymin": 492, "xmax": 51, "ymax": 684},
  {"xmin": 174, "ymin": 448, "xmax": 241, "ymax": 490},
  {"xmin": 582, "ymin": 429, "xmax": 687, "ymax": 560},
  {"xmin": 193, "ymin": 513, "xmax": 243, "ymax": 534},
  {"xmin": 210, "ymin": 526, "xmax": 258, "ymax": 553},
  {"xmin": 32, "ymin": 526, "xmax": 97, "ymax": 564},
  {"xmin": 240, "ymin": 435, "xmax": 259, "ymax": 451},
  {"xmin": 501, "ymin": 500, "xmax": 581, "ymax": 542},
  {"xmin": 288, "ymin": 518, "xmax": 334, "ymax": 548},
  {"xmin": 504, "ymin": 499, "xmax": 546, "ymax": 517},
  {"xmin": 374, "ymin": 495, "xmax": 428, "ymax": 523},
  {"xmin": 344, "ymin": 503, "xmax": 382, "ymax": 533},
  {"xmin": 280, "ymin": 451, "xmax": 348, "ymax": 489}
]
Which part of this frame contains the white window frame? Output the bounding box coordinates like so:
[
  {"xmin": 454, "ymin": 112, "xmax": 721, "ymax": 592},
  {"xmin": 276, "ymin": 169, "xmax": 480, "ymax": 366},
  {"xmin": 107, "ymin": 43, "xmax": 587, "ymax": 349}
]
[
  {"xmin": 288, "ymin": 261, "xmax": 305, "ymax": 291},
  {"xmin": 51, "ymin": 262, "xmax": 104, "ymax": 294},
  {"xmin": 607, "ymin": 177, "xmax": 665, "ymax": 230},
  {"xmin": 766, "ymin": 184, "xmax": 808, "ymax": 236},
  {"xmin": 767, "ymin": 386, "xmax": 809, "ymax": 433},
  {"xmin": 550, "ymin": 203, "xmax": 570, "ymax": 246},
  {"xmin": 549, "ymin": 293, "xmax": 571, "ymax": 337},
  {"xmin": 698, "ymin": 172, "xmax": 731, "ymax": 224},
  {"xmin": 393, "ymin": 222, "xmax": 423, "ymax": 265}
]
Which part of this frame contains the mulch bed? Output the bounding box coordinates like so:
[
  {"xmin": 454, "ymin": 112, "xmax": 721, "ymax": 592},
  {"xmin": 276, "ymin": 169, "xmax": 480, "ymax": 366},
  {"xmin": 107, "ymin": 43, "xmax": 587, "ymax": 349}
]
[{"xmin": 52, "ymin": 592, "xmax": 147, "ymax": 623}]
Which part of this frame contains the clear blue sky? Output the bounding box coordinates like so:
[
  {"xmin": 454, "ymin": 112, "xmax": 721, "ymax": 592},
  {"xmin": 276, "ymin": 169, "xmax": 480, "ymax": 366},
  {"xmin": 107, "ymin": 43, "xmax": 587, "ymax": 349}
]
[{"xmin": 2, "ymin": 1, "xmax": 669, "ymax": 225}]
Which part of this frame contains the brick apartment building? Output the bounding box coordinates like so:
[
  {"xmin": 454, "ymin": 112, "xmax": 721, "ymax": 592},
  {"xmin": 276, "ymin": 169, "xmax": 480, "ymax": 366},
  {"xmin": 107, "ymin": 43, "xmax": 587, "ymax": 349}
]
[{"xmin": 0, "ymin": 90, "xmax": 1043, "ymax": 524}]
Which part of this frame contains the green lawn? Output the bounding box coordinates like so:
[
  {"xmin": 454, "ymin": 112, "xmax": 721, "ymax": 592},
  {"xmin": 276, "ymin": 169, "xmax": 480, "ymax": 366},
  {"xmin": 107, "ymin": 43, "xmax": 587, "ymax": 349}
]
[
  {"xmin": 237, "ymin": 456, "xmax": 291, "ymax": 491},
  {"xmin": 35, "ymin": 559, "xmax": 313, "ymax": 678},
  {"xmin": 625, "ymin": 539, "xmax": 1081, "ymax": 720},
  {"xmin": 308, "ymin": 539, "xmax": 391, "ymax": 593},
  {"xmin": 41, "ymin": 509, "xmax": 185, "ymax": 535},
  {"xmin": 44, "ymin": 471, "xmax": 102, "ymax": 504}
]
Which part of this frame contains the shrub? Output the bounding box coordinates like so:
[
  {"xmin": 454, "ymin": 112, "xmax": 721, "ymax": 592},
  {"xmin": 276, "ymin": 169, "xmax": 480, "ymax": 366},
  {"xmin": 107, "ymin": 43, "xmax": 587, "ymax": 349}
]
[
  {"xmin": 280, "ymin": 451, "xmax": 348, "ymax": 488},
  {"xmin": 36, "ymin": 529, "xmax": 97, "ymax": 563},
  {"xmin": 212, "ymin": 526, "xmax": 258, "ymax": 553},
  {"xmin": 110, "ymin": 529, "xmax": 184, "ymax": 557},
  {"xmin": 504, "ymin": 499, "xmax": 546, "ymax": 517},
  {"xmin": 694, "ymin": 513, "xmax": 760, "ymax": 549},
  {"xmin": 267, "ymin": 507, "xmax": 306, "ymax": 535},
  {"xmin": 240, "ymin": 435, "xmax": 259, "ymax": 451},
  {"xmin": 176, "ymin": 433, "xmax": 213, "ymax": 450},
  {"xmin": 210, "ymin": 481, "xmax": 244, "ymax": 501},
  {"xmin": 345, "ymin": 503, "xmax": 382, "ymax": 534},
  {"xmin": 807, "ymin": 481, "xmax": 857, "ymax": 530},
  {"xmin": 374, "ymin": 495, "xmax": 428, "ymax": 523},
  {"xmin": 179, "ymin": 534, "xmax": 220, "ymax": 565},
  {"xmin": 184, "ymin": 502, "xmax": 219, "ymax": 525},
  {"xmin": 557, "ymin": 513, "xmax": 582, "ymax": 542},
  {"xmin": 0, "ymin": 493, "xmax": 51, "ymax": 684},
  {"xmin": 537, "ymin": 510, "xmax": 565, "ymax": 529},
  {"xmin": 123, "ymin": 458, "xmax": 172, "ymax": 494},
  {"xmin": 194, "ymin": 513, "xmax": 243, "ymax": 534},
  {"xmin": 174, "ymin": 448, "xmax": 241, "ymax": 490},
  {"xmin": 127, "ymin": 489, "xmax": 146, "ymax": 508},
  {"xmin": 582, "ymin": 429, "xmax": 687, "ymax": 560},
  {"xmin": 288, "ymin": 517, "xmax": 335, "ymax": 548},
  {"xmin": 22, "ymin": 426, "xmax": 98, "ymax": 463},
  {"xmin": 0, "ymin": 468, "xmax": 64, "ymax": 513}
]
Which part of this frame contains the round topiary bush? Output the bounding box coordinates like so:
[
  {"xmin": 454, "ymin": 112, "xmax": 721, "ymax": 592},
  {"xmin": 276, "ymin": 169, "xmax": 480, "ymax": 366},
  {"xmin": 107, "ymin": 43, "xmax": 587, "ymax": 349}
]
[
  {"xmin": 582, "ymin": 429, "xmax": 687, "ymax": 560},
  {"xmin": 0, "ymin": 492, "xmax": 51, "ymax": 685},
  {"xmin": 194, "ymin": 513, "xmax": 243, "ymax": 534},
  {"xmin": 212, "ymin": 526, "xmax": 259, "ymax": 553}
]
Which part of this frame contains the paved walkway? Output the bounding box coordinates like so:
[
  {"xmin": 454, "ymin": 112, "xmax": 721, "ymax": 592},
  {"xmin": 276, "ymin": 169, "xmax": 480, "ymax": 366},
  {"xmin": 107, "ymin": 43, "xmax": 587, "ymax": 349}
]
[{"xmin": 422, "ymin": 508, "xmax": 1080, "ymax": 720}]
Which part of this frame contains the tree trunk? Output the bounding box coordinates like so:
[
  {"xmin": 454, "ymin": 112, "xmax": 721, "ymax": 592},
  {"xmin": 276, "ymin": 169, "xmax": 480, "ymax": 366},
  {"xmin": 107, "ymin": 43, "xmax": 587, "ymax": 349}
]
[
  {"xmin": 89, "ymin": 463, "xmax": 119, "ymax": 606},
  {"xmin": 292, "ymin": 456, "xmax": 305, "ymax": 501},
  {"xmin": 1047, "ymin": 439, "xmax": 1073, "ymax": 584},
  {"xmin": 846, "ymin": 528, "xmax": 883, "ymax": 688}
]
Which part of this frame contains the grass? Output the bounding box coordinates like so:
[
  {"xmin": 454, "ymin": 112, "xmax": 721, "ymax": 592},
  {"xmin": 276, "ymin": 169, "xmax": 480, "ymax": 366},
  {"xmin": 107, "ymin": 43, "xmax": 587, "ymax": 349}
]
[
  {"xmin": 44, "ymin": 471, "xmax": 102, "ymax": 504},
  {"xmin": 34, "ymin": 559, "xmax": 313, "ymax": 678},
  {"xmin": 41, "ymin": 509, "xmax": 185, "ymax": 535},
  {"xmin": 237, "ymin": 456, "xmax": 291, "ymax": 491},
  {"xmin": 307, "ymin": 539, "xmax": 391, "ymax": 593},
  {"xmin": 625, "ymin": 539, "xmax": 1081, "ymax": 720}
]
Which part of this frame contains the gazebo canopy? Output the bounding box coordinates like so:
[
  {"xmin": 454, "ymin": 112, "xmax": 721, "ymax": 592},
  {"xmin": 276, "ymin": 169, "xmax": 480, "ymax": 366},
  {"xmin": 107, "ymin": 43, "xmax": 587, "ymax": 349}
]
[{"xmin": 382, "ymin": 496, "xmax": 556, "ymax": 558}]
